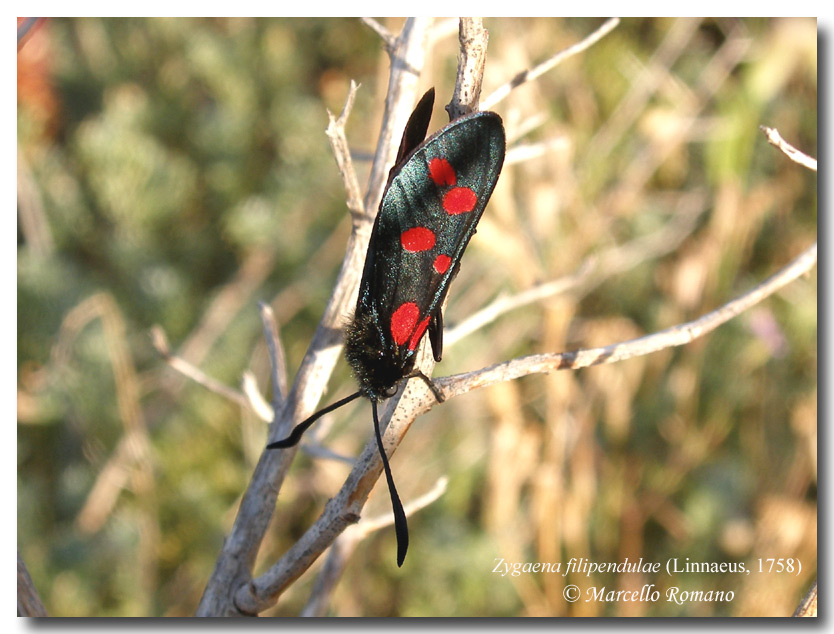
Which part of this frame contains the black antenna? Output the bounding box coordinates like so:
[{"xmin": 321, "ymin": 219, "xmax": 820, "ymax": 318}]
[
  {"xmin": 267, "ymin": 391, "xmax": 409, "ymax": 566},
  {"xmin": 372, "ymin": 400, "xmax": 408, "ymax": 566},
  {"xmin": 267, "ymin": 391, "xmax": 363, "ymax": 449}
]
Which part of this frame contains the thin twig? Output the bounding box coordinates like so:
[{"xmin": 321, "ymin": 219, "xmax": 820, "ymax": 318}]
[
  {"xmin": 18, "ymin": 551, "xmax": 48, "ymax": 617},
  {"xmin": 446, "ymin": 191, "xmax": 707, "ymax": 347},
  {"xmin": 436, "ymin": 242, "xmax": 817, "ymax": 398},
  {"xmin": 363, "ymin": 19, "xmax": 432, "ymax": 218},
  {"xmin": 259, "ymin": 302, "xmax": 288, "ymax": 408},
  {"xmin": 151, "ymin": 326, "xmax": 251, "ymax": 410},
  {"xmin": 481, "ymin": 17, "xmax": 620, "ymax": 111},
  {"xmin": 361, "ymin": 17, "xmax": 395, "ymax": 51},
  {"xmin": 760, "ymin": 126, "xmax": 818, "ymax": 172},
  {"xmin": 153, "ymin": 325, "xmax": 275, "ymax": 421},
  {"xmin": 300, "ymin": 477, "xmax": 448, "ymax": 617},
  {"xmin": 793, "ymin": 580, "xmax": 817, "ymax": 617},
  {"xmin": 241, "ymin": 372, "xmax": 273, "ymax": 422},
  {"xmin": 326, "ymin": 80, "xmax": 365, "ymax": 222},
  {"xmin": 584, "ymin": 17, "xmax": 701, "ymax": 169},
  {"xmin": 357, "ymin": 476, "xmax": 449, "ymax": 535},
  {"xmin": 300, "ymin": 443, "xmax": 355, "ymax": 465},
  {"xmin": 445, "ymin": 261, "xmax": 593, "ymax": 348},
  {"xmin": 447, "ymin": 18, "xmax": 489, "ymax": 119},
  {"xmin": 428, "ymin": 18, "xmax": 460, "ymax": 45},
  {"xmin": 504, "ymin": 136, "xmax": 570, "ymax": 166},
  {"xmin": 511, "ymin": 111, "xmax": 550, "ymax": 139},
  {"xmin": 197, "ymin": 19, "xmax": 433, "ymax": 617}
]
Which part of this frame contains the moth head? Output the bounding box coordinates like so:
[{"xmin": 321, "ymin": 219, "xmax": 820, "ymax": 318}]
[{"xmin": 345, "ymin": 309, "xmax": 413, "ymax": 401}]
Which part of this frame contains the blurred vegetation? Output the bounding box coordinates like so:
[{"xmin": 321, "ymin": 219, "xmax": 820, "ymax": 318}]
[{"xmin": 18, "ymin": 18, "xmax": 816, "ymax": 617}]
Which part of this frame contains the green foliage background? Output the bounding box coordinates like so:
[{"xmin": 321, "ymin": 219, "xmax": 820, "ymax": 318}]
[{"xmin": 18, "ymin": 18, "xmax": 816, "ymax": 616}]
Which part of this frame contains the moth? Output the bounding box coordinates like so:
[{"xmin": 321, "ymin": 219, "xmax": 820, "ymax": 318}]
[{"xmin": 269, "ymin": 88, "xmax": 505, "ymax": 566}]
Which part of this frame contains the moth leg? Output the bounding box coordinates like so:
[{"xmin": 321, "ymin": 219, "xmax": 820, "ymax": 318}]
[
  {"xmin": 409, "ymin": 369, "xmax": 445, "ymax": 404},
  {"xmin": 428, "ymin": 309, "xmax": 443, "ymax": 362}
]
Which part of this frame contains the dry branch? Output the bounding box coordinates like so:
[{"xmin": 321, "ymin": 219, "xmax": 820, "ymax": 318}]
[
  {"xmin": 300, "ymin": 477, "xmax": 448, "ymax": 616},
  {"xmin": 793, "ymin": 580, "xmax": 817, "ymax": 617},
  {"xmin": 198, "ymin": 18, "xmax": 816, "ymax": 617},
  {"xmin": 445, "ymin": 191, "xmax": 707, "ymax": 348},
  {"xmin": 481, "ymin": 17, "xmax": 620, "ymax": 111},
  {"xmin": 196, "ymin": 18, "xmax": 433, "ymax": 617},
  {"xmin": 760, "ymin": 126, "xmax": 818, "ymax": 172},
  {"xmin": 436, "ymin": 242, "xmax": 816, "ymax": 399},
  {"xmin": 232, "ymin": 236, "xmax": 818, "ymax": 616},
  {"xmin": 241, "ymin": 371, "xmax": 274, "ymax": 422},
  {"xmin": 259, "ymin": 302, "xmax": 288, "ymax": 408},
  {"xmin": 325, "ymin": 80, "xmax": 365, "ymax": 221},
  {"xmin": 447, "ymin": 18, "xmax": 489, "ymax": 118},
  {"xmin": 152, "ymin": 325, "xmax": 252, "ymax": 410},
  {"xmin": 18, "ymin": 552, "xmax": 47, "ymax": 617}
]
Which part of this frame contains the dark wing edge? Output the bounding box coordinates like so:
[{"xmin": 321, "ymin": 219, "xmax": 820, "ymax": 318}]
[{"xmin": 394, "ymin": 88, "xmax": 435, "ymax": 171}]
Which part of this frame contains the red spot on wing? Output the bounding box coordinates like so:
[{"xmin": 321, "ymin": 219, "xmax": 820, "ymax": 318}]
[
  {"xmin": 443, "ymin": 187, "xmax": 477, "ymax": 214},
  {"xmin": 391, "ymin": 302, "xmax": 420, "ymax": 346},
  {"xmin": 408, "ymin": 315, "xmax": 431, "ymax": 351},
  {"xmin": 429, "ymin": 157, "xmax": 456, "ymax": 186},
  {"xmin": 433, "ymin": 254, "xmax": 451, "ymax": 274},
  {"xmin": 401, "ymin": 226, "xmax": 436, "ymax": 252}
]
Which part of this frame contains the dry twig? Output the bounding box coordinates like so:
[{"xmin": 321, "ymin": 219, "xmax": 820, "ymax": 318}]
[
  {"xmin": 584, "ymin": 17, "xmax": 701, "ymax": 167},
  {"xmin": 152, "ymin": 325, "xmax": 252, "ymax": 410},
  {"xmin": 50, "ymin": 294, "xmax": 159, "ymax": 613},
  {"xmin": 447, "ymin": 18, "xmax": 490, "ymax": 118},
  {"xmin": 197, "ymin": 18, "xmax": 434, "ymax": 617},
  {"xmin": 481, "ymin": 17, "xmax": 620, "ymax": 111},
  {"xmin": 198, "ymin": 18, "xmax": 816, "ymax": 617},
  {"xmin": 18, "ymin": 551, "xmax": 47, "ymax": 617},
  {"xmin": 793, "ymin": 580, "xmax": 817, "ymax": 617},
  {"xmin": 259, "ymin": 302, "xmax": 288, "ymax": 408},
  {"xmin": 437, "ymin": 242, "xmax": 816, "ymax": 399},
  {"xmin": 760, "ymin": 126, "xmax": 818, "ymax": 172},
  {"xmin": 446, "ymin": 191, "xmax": 707, "ymax": 348},
  {"xmin": 300, "ymin": 477, "xmax": 448, "ymax": 616}
]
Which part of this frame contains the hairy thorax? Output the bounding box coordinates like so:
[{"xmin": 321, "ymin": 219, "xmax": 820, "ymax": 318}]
[{"xmin": 344, "ymin": 309, "xmax": 415, "ymax": 402}]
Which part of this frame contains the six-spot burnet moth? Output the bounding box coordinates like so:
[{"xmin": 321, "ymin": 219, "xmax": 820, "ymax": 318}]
[{"xmin": 268, "ymin": 87, "xmax": 505, "ymax": 566}]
